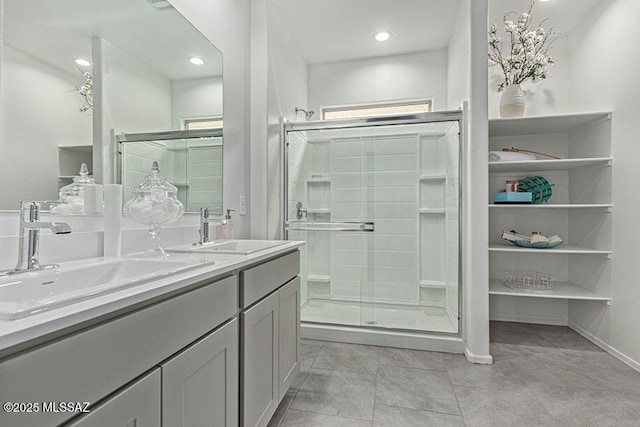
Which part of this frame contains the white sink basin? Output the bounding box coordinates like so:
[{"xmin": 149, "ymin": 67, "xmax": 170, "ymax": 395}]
[
  {"xmin": 171, "ymin": 240, "xmax": 289, "ymax": 255},
  {"xmin": 0, "ymin": 257, "xmax": 212, "ymax": 320}
]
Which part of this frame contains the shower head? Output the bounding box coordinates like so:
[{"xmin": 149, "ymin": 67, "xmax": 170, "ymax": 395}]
[{"xmin": 295, "ymin": 107, "xmax": 315, "ymax": 121}]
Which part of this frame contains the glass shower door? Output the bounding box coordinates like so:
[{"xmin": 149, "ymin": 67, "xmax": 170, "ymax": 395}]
[{"xmin": 284, "ymin": 113, "xmax": 461, "ymax": 335}]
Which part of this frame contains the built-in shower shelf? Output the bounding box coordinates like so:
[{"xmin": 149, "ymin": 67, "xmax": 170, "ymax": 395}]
[
  {"xmin": 489, "ymin": 279, "xmax": 611, "ymax": 303},
  {"xmin": 419, "ymin": 208, "xmax": 446, "ymax": 214},
  {"xmin": 307, "ymin": 177, "xmax": 331, "ymax": 183},
  {"xmin": 307, "ymin": 275, "xmax": 331, "ymax": 283},
  {"xmin": 419, "ymin": 175, "xmax": 446, "ymax": 181},
  {"xmin": 419, "ymin": 280, "xmax": 446, "ymax": 289},
  {"xmin": 307, "ymin": 208, "xmax": 331, "ymax": 214},
  {"xmin": 489, "ymin": 243, "xmax": 612, "ymax": 257}
]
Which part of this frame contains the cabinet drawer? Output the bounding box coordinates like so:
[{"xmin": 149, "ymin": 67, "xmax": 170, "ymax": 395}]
[
  {"xmin": 240, "ymin": 251, "xmax": 300, "ymax": 308},
  {"xmin": 0, "ymin": 275, "xmax": 237, "ymax": 427},
  {"xmin": 63, "ymin": 369, "xmax": 161, "ymax": 427}
]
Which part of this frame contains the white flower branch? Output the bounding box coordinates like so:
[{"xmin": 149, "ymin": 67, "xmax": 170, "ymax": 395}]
[
  {"xmin": 489, "ymin": 0, "xmax": 557, "ymax": 92},
  {"xmin": 69, "ymin": 66, "xmax": 93, "ymax": 113}
]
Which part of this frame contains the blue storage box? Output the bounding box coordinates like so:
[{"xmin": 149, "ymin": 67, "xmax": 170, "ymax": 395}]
[{"xmin": 493, "ymin": 192, "xmax": 532, "ymax": 204}]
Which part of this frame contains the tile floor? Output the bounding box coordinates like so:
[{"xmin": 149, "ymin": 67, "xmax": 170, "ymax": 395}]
[{"xmin": 267, "ymin": 321, "xmax": 640, "ymax": 426}]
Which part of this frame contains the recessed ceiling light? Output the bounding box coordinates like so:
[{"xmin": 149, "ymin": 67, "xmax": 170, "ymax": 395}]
[
  {"xmin": 74, "ymin": 58, "xmax": 91, "ymax": 67},
  {"xmin": 373, "ymin": 31, "xmax": 392, "ymax": 42},
  {"xmin": 539, "ymin": 0, "xmax": 551, "ymax": 2},
  {"xmin": 189, "ymin": 57, "xmax": 205, "ymax": 65}
]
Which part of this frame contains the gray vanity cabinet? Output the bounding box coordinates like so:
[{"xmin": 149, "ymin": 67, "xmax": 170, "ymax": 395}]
[
  {"xmin": 241, "ymin": 292, "xmax": 280, "ymax": 427},
  {"xmin": 64, "ymin": 369, "xmax": 161, "ymax": 427},
  {"xmin": 277, "ymin": 276, "xmax": 301, "ymax": 401},
  {"xmin": 240, "ymin": 252, "xmax": 301, "ymax": 427},
  {"xmin": 162, "ymin": 318, "xmax": 239, "ymax": 427},
  {"xmin": 0, "ymin": 249, "xmax": 301, "ymax": 427}
]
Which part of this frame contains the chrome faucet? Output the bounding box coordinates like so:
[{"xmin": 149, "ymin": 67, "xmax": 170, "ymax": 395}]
[
  {"xmin": 1, "ymin": 201, "xmax": 72, "ymax": 276},
  {"xmin": 194, "ymin": 207, "xmax": 226, "ymax": 245}
]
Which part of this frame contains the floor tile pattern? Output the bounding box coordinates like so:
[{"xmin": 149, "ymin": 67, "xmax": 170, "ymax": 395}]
[{"xmin": 267, "ymin": 322, "xmax": 640, "ymax": 426}]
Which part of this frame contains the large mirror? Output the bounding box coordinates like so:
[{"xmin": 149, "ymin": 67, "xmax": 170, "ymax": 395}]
[{"xmin": 0, "ymin": 0, "xmax": 223, "ymax": 211}]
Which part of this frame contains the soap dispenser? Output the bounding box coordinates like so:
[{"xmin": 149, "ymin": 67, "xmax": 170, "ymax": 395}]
[{"xmin": 219, "ymin": 209, "xmax": 235, "ymax": 239}]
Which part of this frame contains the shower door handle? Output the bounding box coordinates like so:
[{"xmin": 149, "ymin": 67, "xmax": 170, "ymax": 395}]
[{"xmin": 286, "ymin": 221, "xmax": 374, "ymax": 232}]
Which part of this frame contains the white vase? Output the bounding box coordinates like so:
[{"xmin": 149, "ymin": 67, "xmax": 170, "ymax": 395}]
[{"xmin": 499, "ymin": 84, "xmax": 526, "ymax": 118}]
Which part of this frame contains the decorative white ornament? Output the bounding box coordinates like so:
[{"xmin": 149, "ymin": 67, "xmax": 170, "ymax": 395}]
[{"xmin": 499, "ymin": 84, "xmax": 526, "ymax": 118}]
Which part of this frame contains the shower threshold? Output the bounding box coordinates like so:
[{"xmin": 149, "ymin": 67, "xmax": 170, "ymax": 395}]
[{"xmin": 301, "ymin": 298, "xmax": 457, "ymax": 334}]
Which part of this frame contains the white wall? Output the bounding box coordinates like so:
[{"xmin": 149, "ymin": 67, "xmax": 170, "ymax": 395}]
[
  {"xmin": 93, "ymin": 37, "xmax": 173, "ymax": 184},
  {"xmin": 170, "ymin": 0, "xmax": 251, "ymax": 238},
  {"xmin": 309, "ymin": 50, "xmax": 448, "ymax": 114},
  {"xmin": 171, "ymin": 76, "xmax": 223, "ymax": 129},
  {"xmin": 465, "ymin": 0, "xmax": 491, "ymax": 363},
  {"xmin": 264, "ymin": 0, "xmax": 309, "ymax": 239},
  {"xmin": 0, "ymin": 46, "xmax": 92, "ymax": 208},
  {"xmin": 102, "ymin": 40, "xmax": 172, "ymax": 134},
  {"xmin": 447, "ymin": 0, "xmax": 470, "ymax": 110},
  {"xmin": 487, "ymin": 0, "xmax": 572, "ymax": 118},
  {"xmin": 564, "ymin": 0, "xmax": 640, "ymax": 368}
]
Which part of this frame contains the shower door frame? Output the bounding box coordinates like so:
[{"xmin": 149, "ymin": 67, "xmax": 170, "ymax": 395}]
[{"xmin": 282, "ymin": 110, "xmax": 464, "ymax": 338}]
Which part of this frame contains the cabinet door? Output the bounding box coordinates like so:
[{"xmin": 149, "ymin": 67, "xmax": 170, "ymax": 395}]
[
  {"xmin": 241, "ymin": 292, "xmax": 279, "ymax": 427},
  {"xmin": 162, "ymin": 319, "xmax": 239, "ymax": 427},
  {"xmin": 63, "ymin": 369, "xmax": 160, "ymax": 427},
  {"xmin": 278, "ymin": 276, "xmax": 301, "ymax": 401}
]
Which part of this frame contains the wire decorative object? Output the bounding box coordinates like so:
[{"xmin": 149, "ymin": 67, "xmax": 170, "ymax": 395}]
[{"xmin": 502, "ymin": 270, "xmax": 555, "ymax": 292}]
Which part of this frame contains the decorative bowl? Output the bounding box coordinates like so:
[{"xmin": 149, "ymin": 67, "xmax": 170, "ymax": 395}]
[{"xmin": 512, "ymin": 239, "xmax": 563, "ymax": 249}]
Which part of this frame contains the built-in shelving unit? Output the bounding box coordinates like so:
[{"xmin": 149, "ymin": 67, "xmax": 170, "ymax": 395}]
[
  {"xmin": 489, "ymin": 243, "xmax": 612, "ymax": 256},
  {"xmin": 302, "ymin": 138, "xmax": 332, "ymax": 301},
  {"xmin": 58, "ymin": 145, "xmax": 93, "ymax": 189},
  {"xmin": 488, "ymin": 112, "xmax": 612, "ymax": 311},
  {"xmin": 419, "ymin": 208, "xmax": 446, "ymax": 214},
  {"xmin": 417, "ymin": 123, "xmax": 460, "ymax": 312},
  {"xmin": 307, "ymin": 208, "xmax": 331, "ymax": 214},
  {"xmin": 419, "ymin": 280, "xmax": 446, "ymax": 289},
  {"xmin": 419, "ymin": 175, "xmax": 446, "ymax": 181},
  {"xmin": 490, "ymin": 204, "xmax": 612, "ymax": 210},
  {"xmin": 489, "ymin": 157, "xmax": 612, "ymax": 172},
  {"xmin": 307, "ymin": 275, "xmax": 330, "ymax": 283},
  {"xmin": 489, "ymin": 279, "xmax": 611, "ymax": 303}
]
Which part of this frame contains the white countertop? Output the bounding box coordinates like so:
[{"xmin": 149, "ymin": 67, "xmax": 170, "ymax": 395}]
[{"xmin": 0, "ymin": 240, "xmax": 304, "ymax": 358}]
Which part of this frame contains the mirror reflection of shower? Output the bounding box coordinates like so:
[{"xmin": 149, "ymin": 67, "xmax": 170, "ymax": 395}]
[{"xmin": 295, "ymin": 107, "xmax": 314, "ymax": 121}]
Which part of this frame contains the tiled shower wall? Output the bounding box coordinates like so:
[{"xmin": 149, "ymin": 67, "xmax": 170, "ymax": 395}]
[
  {"xmin": 121, "ymin": 140, "xmax": 223, "ymax": 213},
  {"xmin": 288, "ymin": 122, "xmax": 460, "ymax": 318},
  {"xmin": 122, "ymin": 141, "xmax": 169, "ymax": 199},
  {"xmin": 330, "ymin": 135, "xmax": 419, "ymax": 305}
]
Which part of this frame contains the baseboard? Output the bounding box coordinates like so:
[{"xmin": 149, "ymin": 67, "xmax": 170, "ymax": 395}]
[
  {"xmin": 301, "ymin": 323, "xmax": 465, "ymax": 354},
  {"xmin": 568, "ymin": 322, "xmax": 640, "ymax": 373},
  {"xmin": 490, "ymin": 313, "xmax": 567, "ymax": 326},
  {"xmin": 465, "ymin": 347, "xmax": 493, "ymax": 365}
]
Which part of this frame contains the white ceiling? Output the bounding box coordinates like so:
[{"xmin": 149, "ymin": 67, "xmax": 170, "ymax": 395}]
[
  {"xmin": 271, "ymin": 0, "xmax": 607, "ymax": 66},
  {"xmin": 3, "ymin": 0, "xmax": 222, "ymax": 80},
  {"xmin": 270, "ymin": 0, "xmax": 463, "ymax": 65},
  {"xmin": 489, "ymin": 0, "xmax": 605, "ymax": 36}
]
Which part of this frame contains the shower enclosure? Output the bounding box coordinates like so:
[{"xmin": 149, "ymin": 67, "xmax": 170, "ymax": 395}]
[
  {"xmin": 117, "ymin": 128, "xmax": 223, "ymax": 213},
  {"xmin": 283, "ymin": 111, "xmax": 462, "ymax": 341}
]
